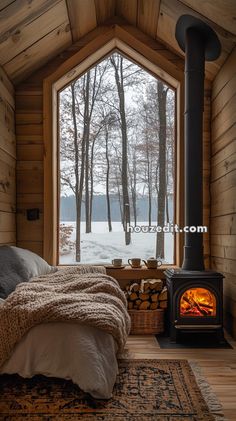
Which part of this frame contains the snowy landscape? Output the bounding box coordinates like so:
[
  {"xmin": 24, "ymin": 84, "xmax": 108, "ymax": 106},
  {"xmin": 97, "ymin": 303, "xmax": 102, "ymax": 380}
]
[
  {"xmin": 59, "ymin": 52, "xmax": 175, "ymax": 266},
  {"xmin": 59, "ymin": 221, "xmax": 174, "ymax": 265}
]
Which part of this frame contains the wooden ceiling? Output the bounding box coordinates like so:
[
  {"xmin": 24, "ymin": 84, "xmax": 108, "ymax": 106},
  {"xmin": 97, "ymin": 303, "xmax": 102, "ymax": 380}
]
[{"xmin": 0, "ymin": 0, "xmax": 235, "ymax": 85}]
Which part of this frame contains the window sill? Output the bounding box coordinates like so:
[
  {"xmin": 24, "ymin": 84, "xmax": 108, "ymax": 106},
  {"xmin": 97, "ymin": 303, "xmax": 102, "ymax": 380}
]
[
  {"xmin": 58, "ymin": 264, "xmax": 177, "ymax": 280},
  {"xmin": 105, "ymin": 265, "xmax": 177, "ymax": 280}
]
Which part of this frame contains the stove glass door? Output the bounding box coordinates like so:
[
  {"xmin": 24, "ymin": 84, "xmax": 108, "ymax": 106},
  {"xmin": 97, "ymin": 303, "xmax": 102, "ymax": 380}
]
[{"xmin": 180, "ymin": 287, "xmax": 216, "ymax": 317}]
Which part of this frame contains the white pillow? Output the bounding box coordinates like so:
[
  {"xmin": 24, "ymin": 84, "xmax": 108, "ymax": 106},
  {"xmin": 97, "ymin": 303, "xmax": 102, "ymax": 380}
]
[{"xmin": 10, "ymin": 246, "xmax": 57, "ymax": 279}]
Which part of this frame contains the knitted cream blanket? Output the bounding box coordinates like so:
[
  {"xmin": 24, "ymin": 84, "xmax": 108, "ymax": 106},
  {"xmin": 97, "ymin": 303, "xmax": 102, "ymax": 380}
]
[{"xmin": 0, "ymin": 266, "xmax": 131, "ymax": 368}]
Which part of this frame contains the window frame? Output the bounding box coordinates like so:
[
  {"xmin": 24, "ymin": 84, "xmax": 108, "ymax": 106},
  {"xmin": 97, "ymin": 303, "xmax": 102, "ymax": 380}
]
[{"xmin": 43, "ymin": 29, "xmax": 184, "ymax": 269}]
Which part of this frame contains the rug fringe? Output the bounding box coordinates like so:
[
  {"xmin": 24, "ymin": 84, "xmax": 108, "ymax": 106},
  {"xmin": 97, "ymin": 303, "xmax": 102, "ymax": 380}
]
[{"xmin": 189, "ymin": 361, "xmax": 226, "ymax": 421}]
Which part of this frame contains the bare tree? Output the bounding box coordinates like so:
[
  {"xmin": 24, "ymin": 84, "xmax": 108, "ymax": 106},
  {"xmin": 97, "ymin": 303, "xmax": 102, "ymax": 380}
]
[
  {"xmin": 110, "ymin": 54, "xmax": 131, "ymax": 245},
  {"xmin": 83, "ymin": 65, "xmax": 108, "ymax": 233},
  {"xmin": 89, "ymin": 133, "xmax": 96, "ymax": 229},
  {"xmin": 112, "ymin": 144, "xmax": 124, "ymax": 225},
  {"xmin": 71, "ymin": 81, "xmax": 86, "ymax": 261},
  {"xmin": 156, "ymin": 81, "xmax": 169, "ymax": 259},
  {"xmin": 104, "ymin": 125, "xmax": 112, "ymax": 231},
  {"xmin": 128, "ymin": 147, "xmax": 138, "ymax": 225}
]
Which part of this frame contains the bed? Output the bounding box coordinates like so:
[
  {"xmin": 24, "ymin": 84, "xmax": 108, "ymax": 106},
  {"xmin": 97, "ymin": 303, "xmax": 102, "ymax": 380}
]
[{"xmin": 0, "ymin": 246, "xmax": 130, "ymax": 399}]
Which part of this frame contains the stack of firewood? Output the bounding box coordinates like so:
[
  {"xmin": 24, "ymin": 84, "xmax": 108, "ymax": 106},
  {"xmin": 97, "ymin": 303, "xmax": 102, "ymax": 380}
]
[{"xmin": 125, "ymin": 279, "xmax": 168, "ymax": 310}]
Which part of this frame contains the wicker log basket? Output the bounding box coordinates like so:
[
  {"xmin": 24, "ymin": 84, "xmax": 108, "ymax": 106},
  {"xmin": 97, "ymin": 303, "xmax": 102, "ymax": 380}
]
[
  {"xmin": 125, "ymin": 279, "xmax": 167, "ymax": 335},
  {"xmin": 128, "ymin": 308, "xmax": 164, "ymax": 335}
]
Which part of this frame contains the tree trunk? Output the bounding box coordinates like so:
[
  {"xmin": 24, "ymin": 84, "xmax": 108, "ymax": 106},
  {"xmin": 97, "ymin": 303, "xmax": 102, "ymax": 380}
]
[
  {"xmin": 128, "ymin": 152, "xmax": 137, "ymax": 225},
  {"xmin": 116, "ymin": 172, "xmax": 123, "ymax": 225},
  {"xmin": 166, "ymin": 193, "xmax": 170, "ymax": 223},
  {"xmin": 71, "ymin": 83, "xmax": 85, "ymax": 262},
  {"xmin": 111, "ymin": 56, "xmax": 131, "ymax": 245},
  {"xmin": 133, "ymin": 152, "xmax": 137, "ymax": 225},
  {"xmin": 131, "ymin": 177, "xmax": 137, "ymax": 226},
  {"xmin": 132, "ymin": 191, "xmax": 137, "ymax": 225},
  {"xmin": 166, "ymin": 169, "xmax": 169, "ymax": 223},
  {"xmin": 105, "ymin": 127, "xmax": 112, "ymax": 231},
  {"xmin": 89, "ymin": 135, "xmax": 96, "ymax": 230},
  {"xmin": 156, "ymin": 81, "xmax": 168, "ymax": 259},
  {"xmin": 148, "ymin": 186, "xmax": 152, "ymax": 226},
  {"xmin": 144, "ymin": 109, "xmax": 152, "ymax": 227},
  {"xmin": 147, "ymin": 154, "xmax": 152, "ymax": 226},
  {"xmin": 84, "ymin": 71, "xmax": 91, "ymax": 234}
]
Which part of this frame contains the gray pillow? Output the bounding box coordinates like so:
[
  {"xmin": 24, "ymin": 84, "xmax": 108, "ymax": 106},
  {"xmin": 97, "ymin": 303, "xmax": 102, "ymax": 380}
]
[
  {"xmin": 0, "ymin": 246, "xmax": 57, "ymax": 299},
  {"xmin": 11, "ymin": 246, "xmax": 56, "ymax": 279}
]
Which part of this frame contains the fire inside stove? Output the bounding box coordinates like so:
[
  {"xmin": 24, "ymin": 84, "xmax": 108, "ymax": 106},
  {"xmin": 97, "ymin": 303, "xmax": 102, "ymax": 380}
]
[{"xmin": 180, "ymin": 288, "xmax": 216, "ymax": 317}]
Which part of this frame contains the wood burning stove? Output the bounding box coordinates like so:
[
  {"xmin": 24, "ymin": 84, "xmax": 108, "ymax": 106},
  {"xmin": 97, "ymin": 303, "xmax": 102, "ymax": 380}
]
[
  {"xmin": 165, "ymin": 269, "xmax": 224, "ymax": 342},
  {"xmin": 165, "ymin": 15, "xmax": 224, "ymax": 342}
]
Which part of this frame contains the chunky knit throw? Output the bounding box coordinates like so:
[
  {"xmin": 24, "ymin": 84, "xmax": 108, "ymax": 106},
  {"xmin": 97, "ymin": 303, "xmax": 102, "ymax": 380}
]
[{"xmin": 0, "ymin": 266, "xmax": 130, "ymax": 368}]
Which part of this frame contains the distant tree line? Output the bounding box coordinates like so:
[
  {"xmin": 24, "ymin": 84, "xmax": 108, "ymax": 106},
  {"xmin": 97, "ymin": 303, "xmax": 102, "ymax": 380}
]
[{"xmin": 60, "ymin": 194, "xmax": 174, "ymax": 222}]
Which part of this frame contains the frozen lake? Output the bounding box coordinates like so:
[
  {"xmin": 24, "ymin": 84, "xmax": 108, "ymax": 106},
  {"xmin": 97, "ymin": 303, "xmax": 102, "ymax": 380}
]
[{"xmin": 59, "ymin": 221, "xmax": 174, "ymax": 265}]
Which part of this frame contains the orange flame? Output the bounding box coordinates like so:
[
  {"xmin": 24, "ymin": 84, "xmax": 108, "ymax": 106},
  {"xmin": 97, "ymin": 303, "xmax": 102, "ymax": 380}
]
[{"xmin": 180, "ymin": 288, "xmax": 216, "ymax": 317}]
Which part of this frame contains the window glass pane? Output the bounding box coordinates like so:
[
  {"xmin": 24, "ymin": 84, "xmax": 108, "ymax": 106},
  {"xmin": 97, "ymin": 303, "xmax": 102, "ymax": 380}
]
[{"xmin": 59, "ymin": 52, "xmax": 175, "ymax": 265}]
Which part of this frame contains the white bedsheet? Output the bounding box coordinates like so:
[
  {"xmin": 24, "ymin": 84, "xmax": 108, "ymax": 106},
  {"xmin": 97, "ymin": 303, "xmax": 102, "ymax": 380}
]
[{"xmin": 0, "ymin": 322, "xmax": 118, "ymax": 399}]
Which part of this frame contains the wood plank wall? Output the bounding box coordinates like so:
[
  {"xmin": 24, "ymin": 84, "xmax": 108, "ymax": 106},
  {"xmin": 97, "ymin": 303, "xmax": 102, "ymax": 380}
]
[
  {"xmin": 203, "ymin": 80, "xmax": 211, "ymax": 269},
  {"xmin": 15, "ymin": 42, "xmax": 82, "ymax": 257},
  {"xmin": 15, "ymin": 25, "xmax": 211, "ymax": 266},
  {"xmin": 16, "ymin": 83, "xmax": 44, "ymax": 256},
  {"xmin": 0, "ymin": 66, "xmax": 16, "ymax": 246},
  {"xmin": 211, "ymin": 46, "xmax": 236, "ymax": 338}
]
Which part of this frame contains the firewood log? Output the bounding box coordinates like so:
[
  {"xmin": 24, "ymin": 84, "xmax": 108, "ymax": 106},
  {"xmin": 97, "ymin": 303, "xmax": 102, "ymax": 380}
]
[
  {"xmin": 130, "ymin": 282, "xmax": 140, "ymax": 293},
  {"xmin": 149, "ymin": 280, "xmax": 163, "ymax": 291},
  {"xmin": 136, "ymin": 299, "xmax": 142, "ymax": 307},
  {"xmin": 130, "ymin": 292, "xmax": 139, "ymax": 301},
  {"xmin": 159, "ymin": 300, "xmax": 167, "ymax": 309},
  {"xmin": 128, "ymin": 301, "xmax": 134, "ymax": 310},
  {"xmin": 151, "ymin": 293, "xmax": 159, "ymax": 302},
  {"xmin": 142, "ymin": 279, "xmax": 163, "ymax": 291},
  {"xmin": 182, "ymin": 295, "xmax": 209, "ymax": 316},
  {"xmin": 139, "ymin": 293, "xmax": 150, "ymax": 301},
  {"xmin": 141, "ymin": 280, "xmax": 151, "ymax": 292},
  {"xmin": 139, "ymin": 301, "xmax": 150, "ymax": 310},
  {"xmin": 150, "ymin": 302, "xmax": 158, "ymax": 310},
  {"xmin": 141, "ymin": 279, "xmax": 161, "ymax": 290},
  {"xmin": 159, "ymin": 287, "xmax": 167, "ymax": 301}
]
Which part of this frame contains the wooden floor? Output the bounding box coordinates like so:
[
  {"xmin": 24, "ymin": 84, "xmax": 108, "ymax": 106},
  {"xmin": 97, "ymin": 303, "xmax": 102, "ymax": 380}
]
[{"xmin": 126, "ymin": 332, "xmax": 236, "ymax": 420}]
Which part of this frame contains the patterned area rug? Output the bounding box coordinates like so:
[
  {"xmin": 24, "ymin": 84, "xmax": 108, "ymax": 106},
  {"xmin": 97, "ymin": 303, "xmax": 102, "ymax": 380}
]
[{"xmin": 0, "ymin": 359, "xmax": 216, "ymax": 420}]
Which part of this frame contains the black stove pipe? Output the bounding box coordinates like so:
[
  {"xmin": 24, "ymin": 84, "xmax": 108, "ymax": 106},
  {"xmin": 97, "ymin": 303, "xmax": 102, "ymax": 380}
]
[
  {"xmin": 182, "ymin": 27, "xmax": 205, "ymax": 271},
  {"xmin": 175, "ymin": 15, "xmax": 221, "ymax": 271}
]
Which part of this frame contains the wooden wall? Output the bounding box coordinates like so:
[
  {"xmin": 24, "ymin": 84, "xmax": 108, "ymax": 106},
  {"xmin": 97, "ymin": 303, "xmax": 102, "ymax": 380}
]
[
  {"xmin": 16, "ymin": 81, "xmax": 44, "ymax": 256},
  {"xmin": 15, "ymin": 24, "xmax": 211, "ymax": 266},
  {"xmin": 0, "ymin": 0, "xmax": 233, "ymax": 84},
  {"xmin": 211, "ymin": 46, "xmax": 236, "ymax": 337},
  {"xmin": 203, "ymin": 80, "xmax": 211, "ymax": 269},
  {"xmin": 0, "ymin": 67, "xmax": 16, "ymax": 246},
  {"xmin": 15, "ymin": 29, "xmax": 100, "ymax": 257}
]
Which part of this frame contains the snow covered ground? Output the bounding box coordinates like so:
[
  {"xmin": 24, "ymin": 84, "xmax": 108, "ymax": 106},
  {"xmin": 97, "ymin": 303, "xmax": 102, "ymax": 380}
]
[{"xmin": 59, "ymin": 221, "xmax": 174, "ymax": 265}]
